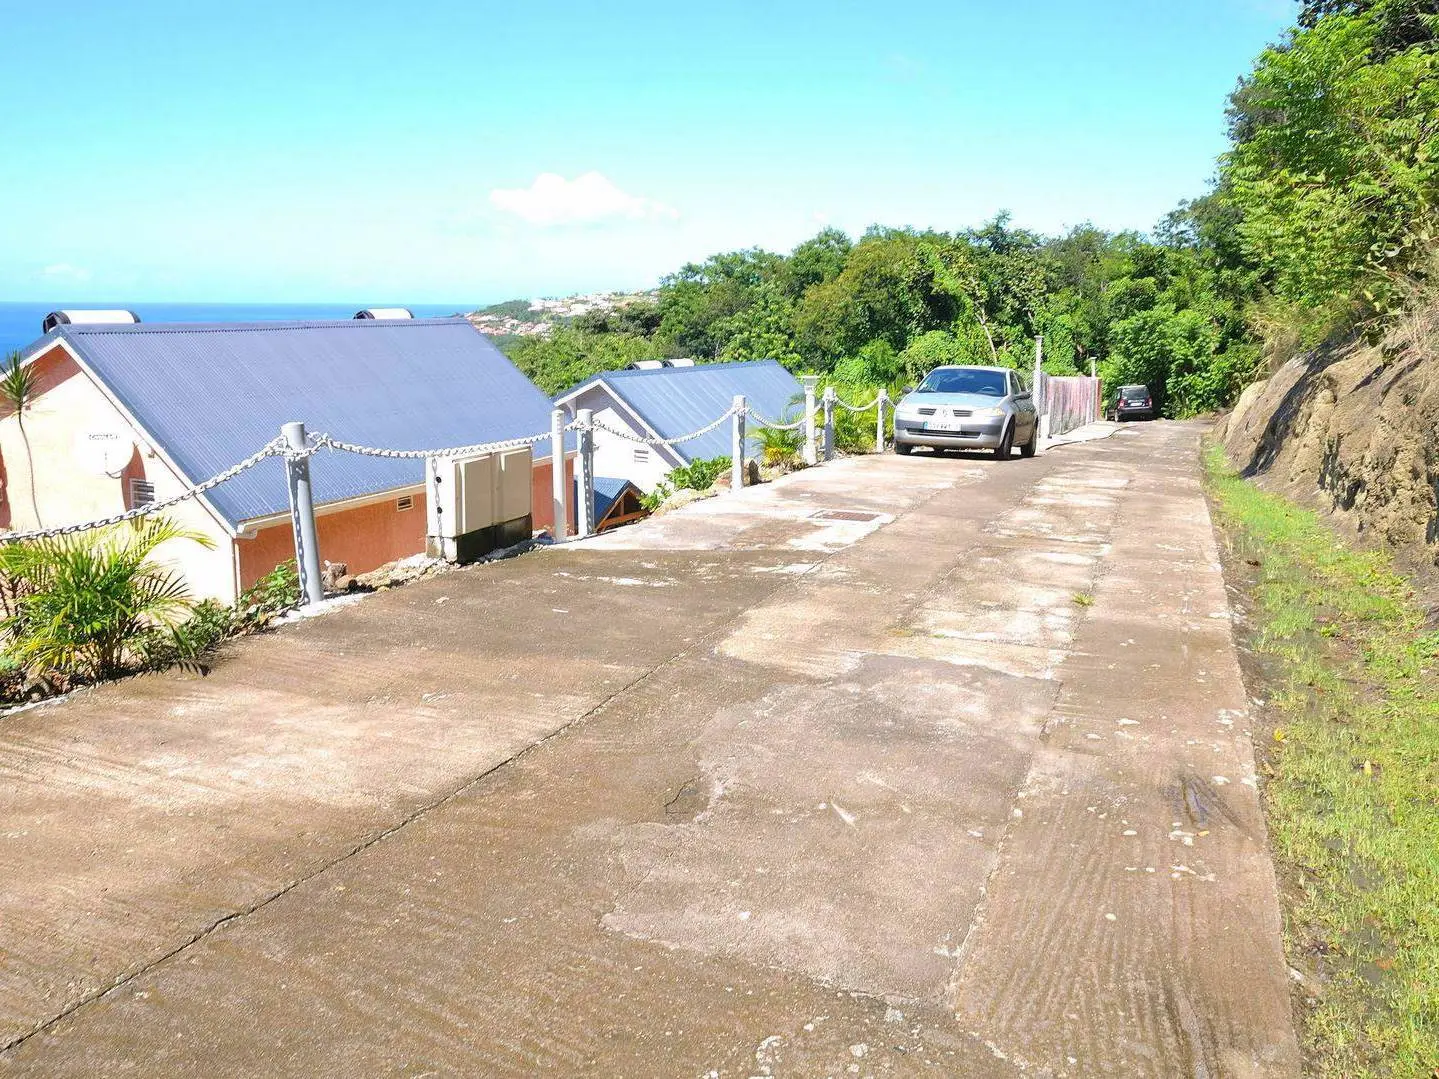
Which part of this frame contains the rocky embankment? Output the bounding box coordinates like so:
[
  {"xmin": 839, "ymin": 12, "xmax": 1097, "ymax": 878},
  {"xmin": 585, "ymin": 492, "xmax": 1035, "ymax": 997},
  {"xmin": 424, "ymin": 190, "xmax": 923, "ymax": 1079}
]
[{"xmin": 1217, "ymin": 317, "xmax": 1439, "ymax": 594}]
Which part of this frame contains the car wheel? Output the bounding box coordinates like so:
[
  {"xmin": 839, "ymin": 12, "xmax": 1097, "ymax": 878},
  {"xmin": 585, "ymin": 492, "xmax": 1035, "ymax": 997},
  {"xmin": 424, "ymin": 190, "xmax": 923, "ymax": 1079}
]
[
  {"xmin": 894, "ymin": 442, "xmax": 913, "ymax": 456},
  {"xmin": 1019, "ymin": 420, "xmax": 1038, "ymax": 458},
  {"xmin": 992, "ymin": 422, "xmax": 1014, "ymax": 460}
]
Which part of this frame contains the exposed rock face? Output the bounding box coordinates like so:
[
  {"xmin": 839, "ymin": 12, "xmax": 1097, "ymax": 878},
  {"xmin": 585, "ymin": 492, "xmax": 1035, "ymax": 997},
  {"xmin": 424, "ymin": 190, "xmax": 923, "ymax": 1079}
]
[{"xmin": 1218, "ymin": 331, "xmax": 1439, "ymax": 589}]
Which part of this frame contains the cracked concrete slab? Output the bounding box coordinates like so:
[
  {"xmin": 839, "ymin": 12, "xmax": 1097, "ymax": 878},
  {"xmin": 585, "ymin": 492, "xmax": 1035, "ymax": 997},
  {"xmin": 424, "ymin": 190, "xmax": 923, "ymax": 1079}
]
[{"xmin": 0, "ymin": 426, "xmax": 1298, "ymax": 1076}]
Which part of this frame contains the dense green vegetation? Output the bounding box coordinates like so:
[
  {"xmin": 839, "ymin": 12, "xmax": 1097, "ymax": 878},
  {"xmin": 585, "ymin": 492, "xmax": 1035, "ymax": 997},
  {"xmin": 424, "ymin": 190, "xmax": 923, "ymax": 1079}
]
[
  {"xmin": 1206, "ymin": 446, "xmax": 1439, "ymax": 1076},
  {"xmin": 507, "ymin": 0, "xmax": 1437, "ymax": 419}
]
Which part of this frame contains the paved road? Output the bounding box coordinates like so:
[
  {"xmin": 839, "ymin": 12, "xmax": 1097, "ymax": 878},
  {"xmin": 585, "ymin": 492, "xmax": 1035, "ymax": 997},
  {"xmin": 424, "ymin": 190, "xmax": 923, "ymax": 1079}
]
[{"xmin": 0, "ymin": 422, "xmax": 1298, "ymax": 1076}]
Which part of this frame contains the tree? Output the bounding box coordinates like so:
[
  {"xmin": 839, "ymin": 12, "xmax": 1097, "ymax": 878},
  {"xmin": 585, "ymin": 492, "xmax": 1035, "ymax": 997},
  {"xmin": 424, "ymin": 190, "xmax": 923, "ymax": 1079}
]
[
  {"xmin": 1222, "ymin": 6, "xmax": 1439, "ymax": 309},
  {"xmin": 1, "ymin": 352, "xmax": 41, "ymax": 526},
  {"xmin": 1298, "ymin": 0, "xmax": 1439, "ymax": 57},
  {"xmin": 780, "ymin": 227, "xmax": 852, "ymax": 298},
  {"xmin": 658, "ymin": 248, "xmax": 784, "ymax": 358}
]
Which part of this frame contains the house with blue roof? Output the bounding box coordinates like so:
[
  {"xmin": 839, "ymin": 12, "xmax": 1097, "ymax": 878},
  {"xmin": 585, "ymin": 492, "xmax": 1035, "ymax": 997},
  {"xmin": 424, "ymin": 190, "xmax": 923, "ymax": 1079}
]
[
  {"xmin": 554, "ymin": 359, "xmax": 802, "ymax": 492},
  {"xmin": 0, "ymin": 313, "xmax": 571, "ymax": 603}
]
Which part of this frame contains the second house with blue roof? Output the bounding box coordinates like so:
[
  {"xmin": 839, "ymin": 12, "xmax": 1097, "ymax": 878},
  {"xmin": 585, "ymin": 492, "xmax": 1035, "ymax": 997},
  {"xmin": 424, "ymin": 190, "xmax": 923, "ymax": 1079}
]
[{"xmin": 554, "ymin": 359, "xmax": 802, "ymax": 493}]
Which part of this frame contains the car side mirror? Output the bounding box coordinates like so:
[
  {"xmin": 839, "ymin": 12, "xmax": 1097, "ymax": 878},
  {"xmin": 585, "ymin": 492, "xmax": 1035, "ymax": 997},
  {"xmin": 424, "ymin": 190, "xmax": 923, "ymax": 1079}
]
[{"xmin": 902, "ymin": 385, "xmax": 914, "ymax": 394}]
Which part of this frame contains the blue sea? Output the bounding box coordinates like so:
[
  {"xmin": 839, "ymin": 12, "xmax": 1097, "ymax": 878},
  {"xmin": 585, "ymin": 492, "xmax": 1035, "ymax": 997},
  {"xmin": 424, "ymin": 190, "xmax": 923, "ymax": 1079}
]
[{"xmin": 0, "ymin": 301, "xmax": 473, "ymax": 357}]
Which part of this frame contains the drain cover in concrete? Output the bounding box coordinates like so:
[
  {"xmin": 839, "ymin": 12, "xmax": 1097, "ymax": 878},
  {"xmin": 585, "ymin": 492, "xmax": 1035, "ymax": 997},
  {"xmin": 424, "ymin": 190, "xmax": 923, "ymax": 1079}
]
[{"xmin": 808, "ymin": 509, "xmax": 881, "ymax": 523}]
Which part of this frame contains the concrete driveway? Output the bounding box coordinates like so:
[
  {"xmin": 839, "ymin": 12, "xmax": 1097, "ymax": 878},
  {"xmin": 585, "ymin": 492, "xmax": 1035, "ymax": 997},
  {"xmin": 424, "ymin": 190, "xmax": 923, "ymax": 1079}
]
[{"xmin": 0, "ymin": 422, "xmax": 1298, "ymax": 1076}]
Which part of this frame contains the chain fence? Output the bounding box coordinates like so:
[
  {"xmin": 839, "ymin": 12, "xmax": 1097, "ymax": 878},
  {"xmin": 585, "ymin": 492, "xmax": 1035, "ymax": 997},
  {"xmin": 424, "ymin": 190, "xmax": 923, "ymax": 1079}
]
[
  {"xmin": 309, "ymin": 427, "xmax": 568, "ymax": 461},
  {"xmin": 0, "ymin": 390, "xmax": 892, "ymax": 545},
  {"xmin": 744, "ymin": 408, "xmax": 807, "ymax": 431},
  {"xmin": 0, "ymin": 439, "xmax": 291, "ymax": 544},
  {"xmin": 590, "ymin": 406, "xmax": 740, "ymax": 447}
]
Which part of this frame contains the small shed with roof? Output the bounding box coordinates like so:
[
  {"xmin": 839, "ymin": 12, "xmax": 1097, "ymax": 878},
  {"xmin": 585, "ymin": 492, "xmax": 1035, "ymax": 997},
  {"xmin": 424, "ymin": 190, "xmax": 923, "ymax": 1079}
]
[
  {"xmin": 0, "ymin": 314, "xmax": 572, "ymax": 604},
  {"xmin": 554, "ymin": 359, "xmax": 802, "ymax": 491}
]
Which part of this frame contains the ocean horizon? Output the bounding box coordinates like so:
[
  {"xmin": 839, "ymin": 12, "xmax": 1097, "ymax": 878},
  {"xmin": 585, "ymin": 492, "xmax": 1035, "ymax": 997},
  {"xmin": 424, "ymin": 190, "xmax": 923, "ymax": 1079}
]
[{"xmin": 0, "ymin": 301, "xmax": 475, "ymax": 357}]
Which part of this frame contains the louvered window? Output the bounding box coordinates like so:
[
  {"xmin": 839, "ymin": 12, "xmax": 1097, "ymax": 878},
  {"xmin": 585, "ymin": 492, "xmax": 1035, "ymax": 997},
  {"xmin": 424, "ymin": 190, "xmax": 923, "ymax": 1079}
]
[{"xmin": 129, "ymin": 478, "xmax": 155, "ymax": 507}]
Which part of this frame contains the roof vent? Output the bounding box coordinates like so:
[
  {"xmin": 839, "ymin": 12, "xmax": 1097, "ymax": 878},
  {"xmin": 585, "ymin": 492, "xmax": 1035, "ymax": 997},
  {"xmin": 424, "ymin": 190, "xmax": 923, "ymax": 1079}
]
[
  {"xmin": 42, "ymin": 309, "xmax": 140, "ymax": 334},
  {"xmin": 628, "ymin": 359, "xmax": 666, "ymax": 370},
  {"xmin": 353, "ymin": 307, "xmax": 414, "ymax": 320},
  {"xmin": 666, "ymin": 357, "xmax": 696, "ymax": 367}
]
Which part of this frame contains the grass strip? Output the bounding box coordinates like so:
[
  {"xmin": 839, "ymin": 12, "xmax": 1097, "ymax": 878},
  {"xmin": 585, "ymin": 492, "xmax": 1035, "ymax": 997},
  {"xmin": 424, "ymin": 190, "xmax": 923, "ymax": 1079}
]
[{"xmin": 1203, "ymin": 445, "xmax": 1438, "ymax": 1076}]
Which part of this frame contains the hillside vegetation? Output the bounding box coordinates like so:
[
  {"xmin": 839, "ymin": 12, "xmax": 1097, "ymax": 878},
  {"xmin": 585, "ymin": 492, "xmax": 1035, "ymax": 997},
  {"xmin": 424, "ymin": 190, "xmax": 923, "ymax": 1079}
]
[{"xmin": 506, "ymin": 0, "xmax": 1438, "ymax": 416}]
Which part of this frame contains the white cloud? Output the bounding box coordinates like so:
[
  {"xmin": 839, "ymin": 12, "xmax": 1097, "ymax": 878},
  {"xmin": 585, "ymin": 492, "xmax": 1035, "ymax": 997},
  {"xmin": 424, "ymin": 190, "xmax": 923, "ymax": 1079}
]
[
  {"xmin": 41, "ymin": 262, "xmax": 92, "ymax": 282},
  {"xmin": 489, "ymin": 172, "xmax": 679, "ymax": 227}
]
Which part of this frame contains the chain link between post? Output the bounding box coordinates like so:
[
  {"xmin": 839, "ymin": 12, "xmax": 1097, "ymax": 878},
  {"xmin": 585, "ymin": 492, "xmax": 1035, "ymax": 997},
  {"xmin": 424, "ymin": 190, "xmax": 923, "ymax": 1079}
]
[
  {"xmin": 308, "ymin": 427, "xmax": 571, "ymax": 461},
  {"xmin": 0, "ymin": 438, "xmax": 291, "ymax": 544},
  {"xmin": 589, "ymin": 406, "xmax": 739, "ymax": 447},
  {"xmin": 744, "ymin": 407, "xmax": 807, "ymax": 431}
]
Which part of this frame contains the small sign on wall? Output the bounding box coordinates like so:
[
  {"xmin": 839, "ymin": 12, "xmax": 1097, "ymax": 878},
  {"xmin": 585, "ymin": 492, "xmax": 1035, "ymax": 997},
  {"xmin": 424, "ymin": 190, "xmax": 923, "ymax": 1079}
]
[{"xmin": 72, "ymin": 430, "xmax": 132, "ymax": 476}]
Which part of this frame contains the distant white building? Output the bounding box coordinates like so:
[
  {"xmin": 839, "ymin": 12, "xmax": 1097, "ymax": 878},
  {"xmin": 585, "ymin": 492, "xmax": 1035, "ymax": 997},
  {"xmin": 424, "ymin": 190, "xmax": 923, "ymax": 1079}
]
[{"xmin": 554, "ymin": 359, "xmax": 804, "ymax": 492}]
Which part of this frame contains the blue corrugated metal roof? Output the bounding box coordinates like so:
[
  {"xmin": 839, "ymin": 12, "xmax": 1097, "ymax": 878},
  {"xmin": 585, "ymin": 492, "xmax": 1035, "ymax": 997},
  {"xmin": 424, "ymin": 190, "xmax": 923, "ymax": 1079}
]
[
  {"xmin": 564, "ymin": 360, "xmax": 802, "ymax": 463},
  {"xmin": 38, "ymin": 318, "xmax": 560, "ymax": 529},
  {"xmin": 592, "ymin": 476, "xmax": 638, "ymax": 521}
]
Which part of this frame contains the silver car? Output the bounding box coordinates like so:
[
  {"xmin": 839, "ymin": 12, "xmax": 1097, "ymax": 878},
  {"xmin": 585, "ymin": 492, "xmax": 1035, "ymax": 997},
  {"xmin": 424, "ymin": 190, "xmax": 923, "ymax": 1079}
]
[{"xmin": 892, "ymin": 365, "xmax": 1039, "ymax": 459}]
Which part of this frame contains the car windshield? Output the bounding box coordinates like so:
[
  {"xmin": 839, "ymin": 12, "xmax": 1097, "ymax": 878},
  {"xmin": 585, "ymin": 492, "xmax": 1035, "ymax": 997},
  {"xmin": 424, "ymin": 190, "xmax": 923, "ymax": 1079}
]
[{"xmin": 917, "ymin": 369, "xmax": 1007, "ymax": 396}]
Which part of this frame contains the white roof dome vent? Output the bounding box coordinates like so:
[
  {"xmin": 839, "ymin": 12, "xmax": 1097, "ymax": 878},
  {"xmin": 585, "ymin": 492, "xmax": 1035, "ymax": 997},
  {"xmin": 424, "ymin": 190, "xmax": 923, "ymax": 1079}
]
[
  {"xmin": 353, "ymin": 308, "xmax": 414, "ymax": 320},
  {"xmin": 42, "ymin": 310, "xmax": 140, "ymax": 334}
]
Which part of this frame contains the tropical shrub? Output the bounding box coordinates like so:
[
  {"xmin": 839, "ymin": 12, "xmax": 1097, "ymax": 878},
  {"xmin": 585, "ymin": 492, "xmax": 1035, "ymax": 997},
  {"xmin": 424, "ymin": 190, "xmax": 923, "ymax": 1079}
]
[
  {"xmin": 640, "ymin": 456, "xmax": 731, "ymax": 511},
  {"xmin": 749, "ymin": 417, "xmax": 804, "ymax": 468},
  {"xmin": 0, "ymin": 517, "xmax": 214, "ymax": 684},
  {"xmin": 235, "ymin": 560, "xmax": 301, "ymax": 630}
]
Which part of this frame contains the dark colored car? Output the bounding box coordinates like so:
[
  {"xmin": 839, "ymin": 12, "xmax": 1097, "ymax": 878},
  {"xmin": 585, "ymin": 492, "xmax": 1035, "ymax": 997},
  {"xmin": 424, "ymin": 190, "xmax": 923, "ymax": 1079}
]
[{"xmin": 1115, "ymin": 384, "xmax": 1155, "ymax": 421}]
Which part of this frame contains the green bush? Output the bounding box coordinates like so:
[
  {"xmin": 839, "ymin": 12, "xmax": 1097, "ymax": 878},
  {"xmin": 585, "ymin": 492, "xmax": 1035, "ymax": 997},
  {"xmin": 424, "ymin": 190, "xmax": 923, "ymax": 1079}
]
[
  {"xmin": 640, "ymin": 457, "xmax": 731, "ymax": 511},
  {"xmin": 235, "ymin": 560, "xmax": 301, "ymax": 630},
  {"xmin": 0, "ymin": 517, "xmax": 214, "ymax": 684},
  {"xmin": 749, "ymin": 416, "xmax": 804, "ymax": 468}
]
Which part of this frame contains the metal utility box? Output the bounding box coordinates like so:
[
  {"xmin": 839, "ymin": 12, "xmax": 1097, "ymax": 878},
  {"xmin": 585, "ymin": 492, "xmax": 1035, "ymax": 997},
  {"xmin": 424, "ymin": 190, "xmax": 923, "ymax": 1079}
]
[{"xmin": 425, "ymin": 446, "xmax": 533, "ymax": 563}]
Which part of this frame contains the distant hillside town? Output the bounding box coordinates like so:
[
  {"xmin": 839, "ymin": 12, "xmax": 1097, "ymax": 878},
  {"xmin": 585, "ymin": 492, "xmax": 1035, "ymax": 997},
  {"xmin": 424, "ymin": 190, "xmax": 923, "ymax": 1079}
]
[{"xmin": 466, "ymin": 290, "xmax": 657, "ymax": 340}]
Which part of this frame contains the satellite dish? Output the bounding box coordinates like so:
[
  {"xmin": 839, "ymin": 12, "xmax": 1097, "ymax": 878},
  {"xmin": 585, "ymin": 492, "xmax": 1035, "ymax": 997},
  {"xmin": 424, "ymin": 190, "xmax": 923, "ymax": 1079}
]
[{"xmin": 73, "ymin": 430, "xmax": 133, "ymax": 476}]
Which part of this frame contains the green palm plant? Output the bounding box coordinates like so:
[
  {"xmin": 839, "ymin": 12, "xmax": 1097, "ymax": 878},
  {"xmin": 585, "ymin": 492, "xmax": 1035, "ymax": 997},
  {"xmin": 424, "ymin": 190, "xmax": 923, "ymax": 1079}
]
[
  {"xmin": 749, "ymin": 415, "xmax": 804, "ymax": 467},
  {"xmin": 1, "ymin": 351, "xmax": 41, "ymax": 525},
  {"xmin": 0, "ymin": 516, "xmax": 214, "ymax": 683}
]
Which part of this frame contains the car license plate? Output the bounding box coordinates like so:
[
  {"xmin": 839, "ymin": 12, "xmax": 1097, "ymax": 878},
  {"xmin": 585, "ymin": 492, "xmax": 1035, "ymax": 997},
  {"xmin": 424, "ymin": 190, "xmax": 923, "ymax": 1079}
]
[{"xmin": 926, "ymin": 414, "xmax": 962, "ymax": 432}]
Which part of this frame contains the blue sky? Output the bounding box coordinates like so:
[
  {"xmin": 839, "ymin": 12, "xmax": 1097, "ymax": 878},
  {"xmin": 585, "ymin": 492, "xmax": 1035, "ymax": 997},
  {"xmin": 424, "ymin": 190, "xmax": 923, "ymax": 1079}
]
[{"xmin": 0, "ymin": 0, "xmax": 1294, "ymax": 304}]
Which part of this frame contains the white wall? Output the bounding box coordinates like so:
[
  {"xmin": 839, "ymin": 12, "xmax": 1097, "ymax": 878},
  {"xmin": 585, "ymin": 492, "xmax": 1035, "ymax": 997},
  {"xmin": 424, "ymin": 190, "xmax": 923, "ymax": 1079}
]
[{"xmin": 567, "ymin": 386, "xmax": 679, "ymax": 493}]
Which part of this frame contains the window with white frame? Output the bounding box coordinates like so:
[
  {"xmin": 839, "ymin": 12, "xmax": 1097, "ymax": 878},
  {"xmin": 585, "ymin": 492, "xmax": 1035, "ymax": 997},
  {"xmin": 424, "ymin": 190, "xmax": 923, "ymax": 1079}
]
[{"xmin": 129, "ymin": 478, "xmax": 155, "ymax": 508}]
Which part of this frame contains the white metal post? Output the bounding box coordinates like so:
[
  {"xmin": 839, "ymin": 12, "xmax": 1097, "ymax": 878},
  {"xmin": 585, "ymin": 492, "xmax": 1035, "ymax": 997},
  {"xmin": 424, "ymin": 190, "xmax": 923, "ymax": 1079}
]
[
  {"xmin": 822, "ymin": 386, "xmax": 836, "ymax": 462},
  {"xmin": 576, "ymin": 408, "xmax": 596, "ymax": 538},
  {"xmin": 1089, "ymin": 357, "xmax": 1100, "ymax": 425},
  {"xmin": 549, "ymin": 408, "xmax": 568, "ymax": 541},
  {"xmin": 281, "ymin": 421, "xmax": 324, "ymax": 607},
  {"xmin": 1032, "ymin": 335, "xmax": 1045, "ymax": 413},
  {"xmin": 1033, "ymin": 335, "xmax": 1051, "ymax": 445},
  {"xmin": 801, "ymin": 375, "xmax": 819, "ymax": 465},
  {"xmin": 731, "ymin": 394, "xmax": 746, "ymax": 491},
  {"xmin": 876, "ymin": 389, "xmax": 888, "ymax": 453}
]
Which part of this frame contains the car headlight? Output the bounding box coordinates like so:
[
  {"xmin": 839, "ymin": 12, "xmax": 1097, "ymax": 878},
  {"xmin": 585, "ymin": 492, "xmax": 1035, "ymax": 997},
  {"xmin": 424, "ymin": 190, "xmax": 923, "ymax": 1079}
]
[{"xmin": 974, "ymin": 406, "xmax": 1005, "ymax": 419}]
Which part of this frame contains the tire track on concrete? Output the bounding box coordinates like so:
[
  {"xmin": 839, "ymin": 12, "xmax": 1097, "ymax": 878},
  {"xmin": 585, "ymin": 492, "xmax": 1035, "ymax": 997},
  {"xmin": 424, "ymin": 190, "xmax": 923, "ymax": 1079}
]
[{"xmin": 948, "ymin": 423, "xmax": 1300, "ymax": 1076}]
